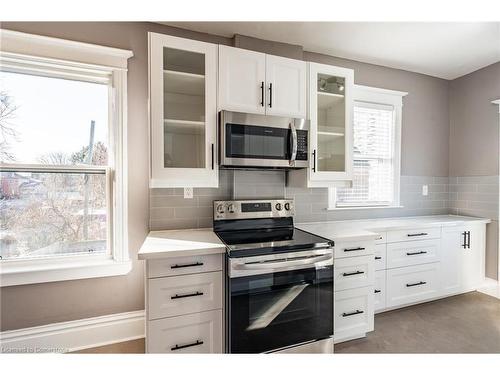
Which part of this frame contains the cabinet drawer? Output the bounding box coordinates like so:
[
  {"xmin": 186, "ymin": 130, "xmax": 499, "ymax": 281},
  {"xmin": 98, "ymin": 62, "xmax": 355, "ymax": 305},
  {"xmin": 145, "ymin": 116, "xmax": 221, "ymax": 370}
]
[
  {"xmin": 374, "ymin": 232, "xmax": 387, "ymax": 244},
  {"xmin": 386, "ymin": 239, "xmax": 441, "ymax": 269},
  {"xmin": 387, "ymin": 227, "xmax": 441, "ymax": 243},
  {"xmin": 148, "ymin": 272, "xmax": 223, "ymax": 320},
  {"xmin": 334, "ymin": 240, "xmax": 374, "ymax": 259},
  {"xmin": 386, "ymin": 263, "xmax": 441, "ymax": 308},
  {"xmin": 147, "ymin": 310, "xmax": 223, "ymax": 353},
  {"xmin": 147, "ymin": 254, "xmax": 222, "ymax": 278},
  {"xmin": 374, "ymin": 270, "xmax": 386, "ymax": 312},
  {"xmin": 374, "ymin": 244, "xmax": 387, "ymax": 271},
  {"xmin": 334, "ymin": 255, "xmax": 374, "ymax": 292},
  {"xmin": 334, "ymin": 287, "xmax": 374, "ymax": 343}
]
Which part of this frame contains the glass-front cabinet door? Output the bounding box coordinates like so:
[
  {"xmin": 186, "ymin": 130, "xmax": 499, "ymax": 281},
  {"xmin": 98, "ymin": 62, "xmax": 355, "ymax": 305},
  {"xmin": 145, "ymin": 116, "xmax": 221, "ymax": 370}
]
[
  {"xmin": 149, "ymin": 33, "xmax": 218, "ymax": 188},
  {"xmin": 309, "ymin": 63, "xmax": 354, "ymax": 183}
]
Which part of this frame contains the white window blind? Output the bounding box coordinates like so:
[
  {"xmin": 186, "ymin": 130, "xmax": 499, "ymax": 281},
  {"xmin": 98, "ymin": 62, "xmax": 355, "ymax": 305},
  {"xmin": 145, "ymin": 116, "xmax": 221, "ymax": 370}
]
[{"xmin": 336, "ymin": 101, "xmax": 396, "ymax": 207}]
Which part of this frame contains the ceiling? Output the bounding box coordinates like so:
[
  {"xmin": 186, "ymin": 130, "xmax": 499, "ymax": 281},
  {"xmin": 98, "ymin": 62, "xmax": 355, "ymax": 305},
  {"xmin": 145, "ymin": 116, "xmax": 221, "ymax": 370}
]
[{"xmin": 162, "ymin": 22, "xmax": 500, "ymax": 80}]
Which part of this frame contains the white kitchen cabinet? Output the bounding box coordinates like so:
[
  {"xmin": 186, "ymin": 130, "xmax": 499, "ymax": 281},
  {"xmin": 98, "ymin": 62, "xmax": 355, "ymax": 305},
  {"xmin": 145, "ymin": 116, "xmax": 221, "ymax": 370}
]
[
  {"xmin": 374, "ymin": 270, "xmax": 386, "ymax": 312},
  {"xmin": 288, "ymin": 62, "xmax": 354, "ymax": 188},
  {"xmin": 334, "ymin": 255, "xmax": 375, "ymax": 291},
  {"xmin": 386, "ymin": 239, "xmax": 441, "ymax": 269},
  {"xmin": 218, "ymin": 46, "xmax": 266, "ymax": 115},
  {"xmin": 334, "ymin": 286, "xmax": 374, "ymax": 343},
  {"xmin": 441, "ymin": 225, "xmax": 485, "ymax": 294},
  {"xmin": 149, "ymin": 32, "xmax": 218, "ymax": 188},
  {"xmin": 218, "ymin": 45, "xmax": 306, "ymax": 117},
  {"xmin": 265, "ymin": 54, "xmax": 307, "ymax": 118}
]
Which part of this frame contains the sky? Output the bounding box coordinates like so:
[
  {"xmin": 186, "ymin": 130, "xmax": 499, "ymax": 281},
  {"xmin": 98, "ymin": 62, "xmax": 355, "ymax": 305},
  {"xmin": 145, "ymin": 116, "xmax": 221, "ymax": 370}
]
[{"xmin": 0, "ymin": 71, "xmax": 109, "ymax": 164}]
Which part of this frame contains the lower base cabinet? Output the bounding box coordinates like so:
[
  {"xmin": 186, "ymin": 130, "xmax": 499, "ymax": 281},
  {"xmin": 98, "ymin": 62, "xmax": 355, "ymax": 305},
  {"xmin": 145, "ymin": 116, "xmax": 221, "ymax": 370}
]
[
  {"xmin": 147, "ymin": 310, "xmax": 223, "ymax": 353},
  {"xmin": 334, "ymin": 286, "xmax": 374, "ymax": 343},
  {"xmin": 386, "ymin": 262, "xmax": 441, "ymax": 308}
]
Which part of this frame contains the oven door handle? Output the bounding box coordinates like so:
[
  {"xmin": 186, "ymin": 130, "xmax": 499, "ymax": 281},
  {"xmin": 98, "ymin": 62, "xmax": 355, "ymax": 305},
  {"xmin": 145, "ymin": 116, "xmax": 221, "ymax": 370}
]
[
  {"xmin": 234, "ymin": 253, "xmax": 333, "ymax": 271},
  {"xmin": 289, "ymin": 121, "xmax": 298, "ymax": 165}
]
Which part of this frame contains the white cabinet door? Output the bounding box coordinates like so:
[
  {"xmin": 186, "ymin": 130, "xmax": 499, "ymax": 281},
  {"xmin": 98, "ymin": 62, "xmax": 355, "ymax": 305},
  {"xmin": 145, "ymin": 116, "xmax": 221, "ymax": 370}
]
[
  {"xmin": 265, "ymin": 54, "xmax": 306, "ymax": 118},
  {"xmin": 441, "ymin": 225, "xmax": 485, "ymax": 294},
  {"xmin": 374, "ymin": 270, "xmax": 386, "ymax": 312},
  {"xmin": 218, "ymin": 45, "xmax": 266, "ymax": 114},
  {"xmin": 149, "ymin": 33, "xmax": 218, "ymax": 188},
  {"xmin": 308, "ymin": 62, "xmax": 354, "ymax": 184},
  {"xmin": 334, "ymin": 255, "xmax": 375, "ymax": 291},
  {"xmin": 334, "ymin": 287, "xmax": 374, "ymax": 343}
]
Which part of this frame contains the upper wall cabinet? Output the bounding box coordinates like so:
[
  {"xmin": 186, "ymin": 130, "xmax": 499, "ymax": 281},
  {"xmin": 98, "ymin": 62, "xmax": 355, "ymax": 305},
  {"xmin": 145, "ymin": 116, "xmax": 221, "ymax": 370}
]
[
  {"xmin": 218, "ymin": 45, "xmax": 306, "ymax": 118},
  {"xmin": 149, "ymin": 33, "xmax": 218, "ymax": 188},
  {"xmin": 288, "ymin": 62, "xmax": 354, "ymax": 188}
]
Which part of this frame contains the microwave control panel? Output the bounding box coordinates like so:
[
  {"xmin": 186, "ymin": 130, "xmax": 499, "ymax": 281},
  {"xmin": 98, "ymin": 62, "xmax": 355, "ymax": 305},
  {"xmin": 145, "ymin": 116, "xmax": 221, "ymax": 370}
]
[{"xmin": 296, "ymin": 130, "xmax": 308, "ymax": 161}]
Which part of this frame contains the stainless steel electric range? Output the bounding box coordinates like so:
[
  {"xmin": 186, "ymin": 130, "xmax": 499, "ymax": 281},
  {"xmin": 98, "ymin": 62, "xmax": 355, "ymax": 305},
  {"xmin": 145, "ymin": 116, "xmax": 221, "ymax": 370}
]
[{"xmin": 213, "ymin": 199, "xmax": 334, "ymax": 354}]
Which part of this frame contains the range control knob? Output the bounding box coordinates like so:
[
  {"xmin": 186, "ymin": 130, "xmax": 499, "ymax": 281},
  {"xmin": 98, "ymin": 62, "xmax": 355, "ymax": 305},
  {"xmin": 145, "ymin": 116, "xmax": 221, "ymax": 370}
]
[
  {"xmin": 216, "ymin": 204, "xmax": 225, "ymax": 214},
  {"xmin": 275, "ymin": 203, "xmax": 282, "ymax": 211},
  {"xmin": 284, "ymin": 202, "xmax": 291, "ymax": 211},
  {"xmin": 227, "ymin": 203, "xmax": 236, "ymax": 213}
]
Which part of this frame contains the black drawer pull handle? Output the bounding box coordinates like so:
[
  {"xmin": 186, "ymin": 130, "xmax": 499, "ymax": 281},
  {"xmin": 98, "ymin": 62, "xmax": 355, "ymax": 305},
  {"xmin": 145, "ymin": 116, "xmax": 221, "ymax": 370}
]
[
  {"xmin": 342, "ymin": 270, "xmax": 365, "ymax": 277},
  {"xmin": 171, "ymin": 262, "xmax": 204, "ymax": 269},
  {"xmin": 171, "ymin": 340, "xmax": 204, "ymax": 351},
  {"xmin": 171, "ymin": 291, "xmax": 204, "ymax": 300},
  {"xmin": 406, "ymin": 251, "xmax": 428, "ymax": 256},
  {"xmin": 342, "ymin": 310, "xmax": 364, "ymax": 317},
  {"xmin": 344, "ymin": 247, "xmax": 365, "ymax": 252},
  {"xmin": 374, "ymin": 289, "xmax": 381, "ymax": 294},
  {"xmin": 407, "ymin": 233, "xmax": 428, "ymax": 237},
  {"xmin": 374, "ymin": 256, "xmax": 382, "ymax": 260},
  {"xmin": 406, "ymin": 281, "xmax": 427, "ymax": 288}
]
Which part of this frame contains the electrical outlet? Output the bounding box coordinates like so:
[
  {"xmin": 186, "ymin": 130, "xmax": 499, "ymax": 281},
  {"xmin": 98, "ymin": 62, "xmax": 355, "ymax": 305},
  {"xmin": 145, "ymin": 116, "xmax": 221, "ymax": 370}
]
[
  {"xmin": 184, "ymin": 187, "xmax": 194, "ymax": 199},
  {"xmin": 422, "ymin": 185, "xmax": 428, "ymax": 196}
]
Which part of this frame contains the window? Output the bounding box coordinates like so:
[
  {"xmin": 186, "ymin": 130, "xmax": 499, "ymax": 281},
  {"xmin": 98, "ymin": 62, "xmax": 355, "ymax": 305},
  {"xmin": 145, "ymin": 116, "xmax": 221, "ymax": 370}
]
[
  {"xmin": 0, "ymin": 29, "xmax": 132, "ymax": 286},
  {"xmin": 330, "ymin": 85, "xmax": 405, "ymax": 209}
]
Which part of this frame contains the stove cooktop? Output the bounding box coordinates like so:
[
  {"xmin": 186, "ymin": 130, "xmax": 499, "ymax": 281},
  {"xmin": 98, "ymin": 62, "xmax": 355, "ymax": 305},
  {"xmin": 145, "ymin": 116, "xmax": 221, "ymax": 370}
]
[{"xmin": 215, "ymin": 226, "xmax": 332, "ymax": 258}]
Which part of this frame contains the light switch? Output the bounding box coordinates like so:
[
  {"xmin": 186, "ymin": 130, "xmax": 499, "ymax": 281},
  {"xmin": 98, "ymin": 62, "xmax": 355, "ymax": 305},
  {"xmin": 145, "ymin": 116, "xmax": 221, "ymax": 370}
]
[
  {"xmin": 184, "ymin": 187, "xmax": 194, "ymax": 199},
  {"xmin": 422, "ymin": 185, "xmax": 428, "ymax": 196}
]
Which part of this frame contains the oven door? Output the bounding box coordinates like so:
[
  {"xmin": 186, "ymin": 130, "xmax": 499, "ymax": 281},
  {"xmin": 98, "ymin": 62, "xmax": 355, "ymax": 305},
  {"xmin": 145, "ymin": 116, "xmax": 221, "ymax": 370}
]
[
  {"xmin": 220, "ymin": 110, "xmax": 308, "ymax": 168},
  {"xmin": 228, "ymin": 251, "xmax": 333, "ymax": 353}
]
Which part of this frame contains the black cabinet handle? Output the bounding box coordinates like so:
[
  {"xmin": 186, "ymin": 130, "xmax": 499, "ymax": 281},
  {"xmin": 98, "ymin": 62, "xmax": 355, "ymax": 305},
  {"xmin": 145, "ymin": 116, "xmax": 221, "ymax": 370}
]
[
  {"xmin": 342, "ymin": 310, "xmax": 364, "ymax": 317},
  {"xmin": 406, "ymin": 251, "xmax": 428, "ymax": 256},
  {"xmin": 211, "ymin": 143, "xmax": 214, "ymax": 170},
  {"xmin": 344, "ymin": 247, "xmax": 365, "ymax": 252},
  {"xmin": 171, "ymin": 262, "xmax": 204, "ymax": 269},
  {"xmin": 260, "ymin": 81, "xmax": 264, "ymax": 107},
  {"xmin": 374, "ymin": 289, "xmax": 381, "ymax": 294},
  {"xmin": 462, "ymin": 231, "xmax": 467, "ymax": 249},
  {"xmin": 312, "ymin": 149, "xmax": 316, "ymax": 172},
  {"xmin": 467, "ymin": 231, "xmax": 471, "ymax": 249},
  {"xmin": 171, "ymin": 340, "xmax": 204, "ymax": 351},
  {"xmin": 406, "ymin": 281, "xmax": 427, "ymax": 288},
  {"xmin": 375, "ymin": 256, "xmax": 382, "ymax": 260},
  {"xmin": 342, "ymin": 270, "xmax": 365, "ymax": 277},
  {"xmin": 407, "ymin": 233, "xmax": 428, "ymax": 237},
  {"xmin": 171, "ymin": 291, "xmax": 204, "ymax": 300},
  {"xmin": 269, "ymin": 83, "xmax": 273, "ymax": 107}
]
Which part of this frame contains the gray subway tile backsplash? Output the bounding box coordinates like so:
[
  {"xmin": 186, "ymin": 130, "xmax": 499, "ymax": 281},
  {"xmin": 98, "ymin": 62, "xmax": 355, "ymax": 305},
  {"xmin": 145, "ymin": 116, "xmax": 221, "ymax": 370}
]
[{"xmin": 149, "ymin": 170, "xmax": 499, "ymax": 230}]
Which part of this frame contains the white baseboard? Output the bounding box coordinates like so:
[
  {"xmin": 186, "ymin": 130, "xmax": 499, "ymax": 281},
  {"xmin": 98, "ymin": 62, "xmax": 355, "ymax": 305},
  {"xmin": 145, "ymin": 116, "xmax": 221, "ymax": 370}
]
[
  {"xmin": 0, "ymin": 310, "xmax": 145, "ymax": 353},
  {"xmin": 478, "ymin": 277, "xmax": 500, "ymax": 299}
]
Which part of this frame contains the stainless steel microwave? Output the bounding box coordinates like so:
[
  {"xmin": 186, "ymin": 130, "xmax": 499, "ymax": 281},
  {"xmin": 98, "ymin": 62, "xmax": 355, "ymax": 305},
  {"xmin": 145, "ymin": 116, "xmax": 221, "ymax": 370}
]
[{"xmin": 219, "ymin": 110, "xmax": 309, "ymax": 169}]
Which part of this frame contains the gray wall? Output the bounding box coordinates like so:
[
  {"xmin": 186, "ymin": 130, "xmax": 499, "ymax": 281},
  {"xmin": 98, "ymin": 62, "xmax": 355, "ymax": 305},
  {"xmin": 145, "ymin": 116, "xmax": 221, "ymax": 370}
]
[
  {"xmin": 448, "ymin": 62, "xmax": 500, "ymax": 280},
  {"xmin": 0, "ymin": 23, "xmax": 497, "ymax": 332}
]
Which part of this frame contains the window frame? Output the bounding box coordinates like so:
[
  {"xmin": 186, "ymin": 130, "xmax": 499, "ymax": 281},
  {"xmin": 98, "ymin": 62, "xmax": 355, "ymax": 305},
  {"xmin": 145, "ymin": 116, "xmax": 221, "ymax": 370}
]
[
  {"xmin": 328, "ymin": 85, "xmax": 407, "ymax": 210},
  {"xmin": 0, "ymin": 29, "xmax": 133, "ymax": 286}
]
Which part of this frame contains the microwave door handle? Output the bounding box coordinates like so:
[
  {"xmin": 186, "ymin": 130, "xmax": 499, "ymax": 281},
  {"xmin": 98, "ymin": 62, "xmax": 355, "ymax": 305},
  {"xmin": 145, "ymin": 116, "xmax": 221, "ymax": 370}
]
[
  {"xmin": 235, "ymin": 253, "xmax": 333, "ymax": 271},
  {"xmin": 290, "ymin": 122, "xmax": 297, "ymax": 165}
]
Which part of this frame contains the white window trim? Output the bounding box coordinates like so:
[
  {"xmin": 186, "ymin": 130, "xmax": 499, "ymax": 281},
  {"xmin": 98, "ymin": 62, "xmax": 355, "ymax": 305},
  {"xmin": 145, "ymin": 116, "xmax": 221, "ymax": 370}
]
[
  {"xmin": 0, "ymin": 29, "xmax": 133, "ymax": 286},
  {"xmin": 328, "ymin": 85, "xmax": 407, "ymax": 210}
]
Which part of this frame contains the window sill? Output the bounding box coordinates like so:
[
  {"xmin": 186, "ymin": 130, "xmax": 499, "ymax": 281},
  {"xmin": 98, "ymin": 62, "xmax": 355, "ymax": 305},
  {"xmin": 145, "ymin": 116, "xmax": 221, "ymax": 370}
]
[
  {"xmin": 0, "ymin": 258, "xmax": 132, "ymax": 287},
  {"xmin": 327, "ymin": 205, "xmax": 404, "ymax": 211}
]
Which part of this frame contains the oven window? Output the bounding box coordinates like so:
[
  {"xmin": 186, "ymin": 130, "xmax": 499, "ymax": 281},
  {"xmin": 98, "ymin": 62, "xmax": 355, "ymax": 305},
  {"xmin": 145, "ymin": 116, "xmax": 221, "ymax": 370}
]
[
  {"xmin": 229, "ymin": 265, "xmax": 333, "ymax": 353},
  {"xmin": 226, "ymin": 123, "xmax": 290, "ymax": 159}
]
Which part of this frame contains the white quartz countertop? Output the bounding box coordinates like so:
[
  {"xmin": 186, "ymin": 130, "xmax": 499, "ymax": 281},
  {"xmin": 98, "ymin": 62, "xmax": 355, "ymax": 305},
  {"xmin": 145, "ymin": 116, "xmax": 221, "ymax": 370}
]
[
  {"xmin": 138, "ymin": 215, "xmax": 491, "ymax": 260},
  {"xmin": 296, "ymin": 215, "xmax": 491, "ymax": 242},
  {"xmin": 138, "ymin": 228, "xmax": 225, "ymax": 260}
]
